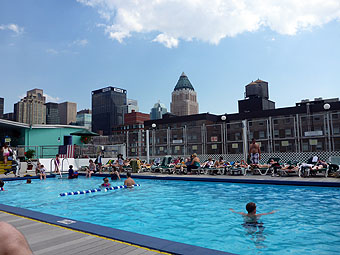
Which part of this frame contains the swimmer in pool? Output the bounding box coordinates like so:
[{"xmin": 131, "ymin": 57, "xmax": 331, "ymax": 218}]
[
  {"xmin": 101, "ymin": 177, "xmax": 111, "ymax": 187},
  {"xmin": 124, "ymin": 172, "xmax": 136, "ymax": 188},
  {"xmin": 229, "ymin": 202, "xmax": 277, "ymax": 223}
]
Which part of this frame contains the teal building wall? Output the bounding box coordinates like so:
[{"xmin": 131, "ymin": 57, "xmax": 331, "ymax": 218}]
[{"xmin": 23, "ymin": 127, "xmax": 85, "ymax": 158}]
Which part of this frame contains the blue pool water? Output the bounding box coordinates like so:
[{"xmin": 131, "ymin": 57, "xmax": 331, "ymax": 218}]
[{"xmin": 1, "ymin": 177, "xmax": 340, "ymax": 254}]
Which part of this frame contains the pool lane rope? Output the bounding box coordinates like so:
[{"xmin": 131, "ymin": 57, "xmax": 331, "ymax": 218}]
[{"xmin": 59, "ymin": 184, "xmax": 140, "ymax": 197}]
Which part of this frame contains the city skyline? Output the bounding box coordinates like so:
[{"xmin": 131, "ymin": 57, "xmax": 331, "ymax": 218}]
[{"xmin": 1, "ymin": 0, "xmax": 340, "ymax": 115}]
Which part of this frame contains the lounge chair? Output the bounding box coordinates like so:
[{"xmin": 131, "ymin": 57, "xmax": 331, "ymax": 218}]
[
  {"xmin": 299, "ymin": 156, "xmax": 328, "ymax": 177},
  {"xmin": 277, "ymin": 160, "xmax": 300, "ymax": 177},
  {"xmin": 328, "ymin": 156, "xmax": 340, "ymax": 177},
  {"xmin": 157, "ymin": 156, "xmax": 173, "ymax": 174},
  {"xmin": 251, "ymin": 158, "xmax": 280, "ymax": 176}
]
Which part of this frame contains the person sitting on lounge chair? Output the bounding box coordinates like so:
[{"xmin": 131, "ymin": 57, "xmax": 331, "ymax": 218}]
[
  {"xmin": 186, "ymin": 154, "xmax": 200, "ymax": 174},
  {"xmin": 202, "ymin": 158, "xmax": 214, "ymax": 168},
  {"xmin": 214, "ymin": 156, "xmax": 225, "ymax": 168}
]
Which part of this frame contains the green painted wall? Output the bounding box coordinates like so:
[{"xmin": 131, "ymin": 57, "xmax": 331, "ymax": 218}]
[{"xmin": 24, "ymin": 127, "xmax": 85, "ymax": 158}]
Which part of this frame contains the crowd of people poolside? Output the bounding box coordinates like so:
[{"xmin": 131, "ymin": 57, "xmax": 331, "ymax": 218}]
[{"xmin": 2, "ymin": 139, "xmax": 340, "ymax": 180}]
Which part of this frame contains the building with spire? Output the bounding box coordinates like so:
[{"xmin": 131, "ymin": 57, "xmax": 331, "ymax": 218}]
[
  {"xmin": 170, "ymin": 72, "xmax": 199, "ymax": 116},
  {"xmin": 150, "ymin": 101, "xmax": 168, "ymax": 120}
]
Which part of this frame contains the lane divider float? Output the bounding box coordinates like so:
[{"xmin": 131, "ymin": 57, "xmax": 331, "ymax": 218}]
[{"xmin": 59, "ymin": 184, "xmax": 140, "ymax": 197}]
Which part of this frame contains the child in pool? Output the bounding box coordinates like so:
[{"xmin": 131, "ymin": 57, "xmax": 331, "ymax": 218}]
[
  {"xmin": 101, "ymin": 177, "xmax": 111, "ymax": 187},
  {"xmin": 229, "ymin": 202, "xmax": 277, "ymax": 223}
]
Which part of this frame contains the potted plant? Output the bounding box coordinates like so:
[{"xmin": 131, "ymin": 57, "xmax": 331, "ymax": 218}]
[
  {"xmin": 80, "ymin": 135, "xmax": 91, "ymax": 144},
  {"xmin": 25, "ymin": 149, "xmax": 35, "ymax": 170}
]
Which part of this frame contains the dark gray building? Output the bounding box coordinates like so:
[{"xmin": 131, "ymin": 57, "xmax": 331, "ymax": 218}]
[
  {"xmin": 92, "ymin": 86, "xmax": 127, "ymax": 135},
  {"xmin": 0, "ymin": 97, "xmax": 4, "ymax": 119},
  {"xmin": 45, "ymin": 102, "xmax": 60, "ymax": 124}
]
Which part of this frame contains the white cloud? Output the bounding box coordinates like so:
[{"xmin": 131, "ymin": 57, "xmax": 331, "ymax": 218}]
[
  {"xmin": 153, "ymin": 34, "xmax": 179, "ymax": 48},
  {"xmin": 77, "ymin": 0, "xmax": 340, "ymax": 47},
  {"xmin": 0, "ymin": 23, "xmax": 24, "ymax": 35},
  {"xmin": 44, "ymin": 94, "xmax": 61, "ymax": 103},
  {"xmin": 18, "ymin": 93, "xmax": 61, "ymax": 103},
  {"xmin": 69, "ymin": 39, "xmax": 89, "ymax": 47},
  {"xmin": 46, "ymin": 48, "xmax": 59, "ymax": 55}
]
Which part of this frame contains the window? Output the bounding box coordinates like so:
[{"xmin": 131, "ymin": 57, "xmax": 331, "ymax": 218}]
[
  {"xmin": 285, "ymin": 129, "xmax": 292, "ymax": 137},
  {"xmin": 273, "ymin": 119, "xmax": 278, "ymax": 125},
  {"xmin": 274, "ymin": 130, "xmax": 279, "ymax": 138},
  {"xmin": 259, "ymin": 122, "xmax": 264, "ymax": 126},
  {"xmin": 259, "ymin": 131, "xmax": 265, "ymax": 139},
  {"xmin": 285, "ymin": 118, "xmax": 291, "ymax": 123}
]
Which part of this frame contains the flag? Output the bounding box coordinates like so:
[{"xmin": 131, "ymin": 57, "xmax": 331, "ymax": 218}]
[{"xmin": 58, "ymin": 145, "xmax": 75, "ymax": 158}]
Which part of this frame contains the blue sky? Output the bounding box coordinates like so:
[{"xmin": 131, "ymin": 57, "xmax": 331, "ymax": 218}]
[{"xmin": 1, "ymin": 0, "xmax": 340, "ymax": 115}]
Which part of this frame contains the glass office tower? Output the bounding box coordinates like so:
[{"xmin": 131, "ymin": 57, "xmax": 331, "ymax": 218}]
[{"xmin": 92, "ymin": 87, "xmax": 127, "ymax": 135}]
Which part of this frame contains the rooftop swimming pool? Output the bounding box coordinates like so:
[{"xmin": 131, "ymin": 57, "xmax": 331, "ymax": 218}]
[{"xmin": 1, "ymin": 177, "xmax": 340, "ymax": 254}]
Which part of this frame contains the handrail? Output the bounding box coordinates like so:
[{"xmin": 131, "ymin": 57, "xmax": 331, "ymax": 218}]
[
  {"xmin": 50, "ymin": 159, "xmax": 54, "ymax": 175},
  {"xmin": 62, "ymin": 158, "xmax": 69, "ymax": 174}
]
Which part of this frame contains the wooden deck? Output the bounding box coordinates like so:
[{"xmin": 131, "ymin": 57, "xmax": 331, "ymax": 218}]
[{"xmin": 0, "ymin": 211, "xmax": 165, "ymax": 255}]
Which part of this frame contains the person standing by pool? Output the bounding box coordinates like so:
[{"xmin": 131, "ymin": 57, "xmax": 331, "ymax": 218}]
[
  {"xmin": 95, "ymin": 151, "xmax": 103, "ymax": 174},
  {"xmin": 39, "ymin": 164, "xmax": 47, "ymax": 180},
  {"xmin": 53, "ymin": 154, "xmax": 62, "ymax": 177},
  {"xmin": 1, "ymin": 143, "xmax": 12, "ymax": 165},
  {"xmin": 124, "ymin": 172, "xmax": 136, "ymax": 188},
  {"xmin": 249, "ymin": 138, "xmax": 261, "ymax": 166},
  {"xmin": 86, "ymin": 159, "xmax": 96, "ymax": 178}
]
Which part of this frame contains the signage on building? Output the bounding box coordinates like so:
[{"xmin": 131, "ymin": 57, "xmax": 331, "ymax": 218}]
[
  {"xmin": 305, "ymin": 131, "xmax": 323, "ymax": 137},
  {"xmin": 211, "ymin": 136, "xmax": 218, "ymax": 142},
  {"xmin": 232, "ymin": 143, "xmax": 238, "ymax": 149},
  {"xmin": 102, "ymin": 87, "xmax": 111, "ymax": 93},
  {"xmin": 5, "ymin": 137, "xmax": 11, "ymax": 143},
  {"xmin": 309, "ymin": 139, "xmax": 318, "ymax": 145},
  {"xmin": 172, "ymin": 139, "xmax": 183, "ymax": 144},
  {"xmin": 281, "ymin": 141, "xmax": 289, "ymax": 147},
  {"xmin": 211, "ymin": 144, "xmax": 217, "ymax": 149},
  {"xmin": 114, "ymin": 88, "xmax": 125, "ymax": 93}
]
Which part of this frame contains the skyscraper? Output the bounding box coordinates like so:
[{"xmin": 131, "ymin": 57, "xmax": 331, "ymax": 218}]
[
  {"xmin": 45, "ymin": 102, "xmax": 60, "ymax": 124},
  {"xmin": 92, "ymin": 86, "xmax": 127, "ymax": 135},
  {"xmin": 14, "ymin": 89, "xmax": 46, "ymax": 124},
  {"xmin": 0, "ymin": 97, "xmax": 4, "ymax": 119},
  {"xmin": 58, "ymin": 102, "xmax": 77, "ymax": 125},
  {"xmin": 170, "ymin": 72, "xmax": 199, "ymax": 116},
  {"xmin": 125, "ymin": 99, "xmax": 139, "ymax": 113},
  {"xmin": 150, "ymin": 101, "xmax": 168, "ymax": 120},
  {"xmin": 76, "ymin": 109, "xmax": 92, "ymax": 130}
]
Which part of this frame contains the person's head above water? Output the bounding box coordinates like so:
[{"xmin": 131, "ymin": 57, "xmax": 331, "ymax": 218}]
[{"xmin": 246, "ymin": 202, "xmax": 256, "ymax": 214}]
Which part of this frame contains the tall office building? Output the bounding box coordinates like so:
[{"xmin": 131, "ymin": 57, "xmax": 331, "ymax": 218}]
[
  {"xmin": 126, "ymin": 99, "xmax": 139, "ymax": 113},
  {"xmin": 58, "ymin": 102, "xmax": 77, "ymax": 125},
  {"xmin": 92, "ymin": 86, "xmax": 127, "ymax": 135},
  {"xmin": 14, "ymin": 89, "xmax": 46, "ymax": 124},
  {"xmin": 170, "ymin": 72, "xmax": 199, "ymax": 116},
  {"xmin": 76, "ymin": 109, "xmax": 92, "ymax": 130},
  {"xmin": 45, "ymin": 102, "xmax": 60, "ymax": 124},
  {"xmin": 0, "ymin": 97, "xmax": 4, "ymax": 119},
  {"xmin": 150, "ymin": 101, "xmax": 168, "ymax": 120}
]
